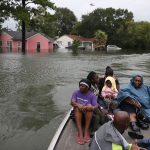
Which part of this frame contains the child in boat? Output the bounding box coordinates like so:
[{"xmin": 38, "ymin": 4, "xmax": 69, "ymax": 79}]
[
  {"xmin": 98, "ymin": 66, "xmax": 120, "ymax": 111},
  {"xmin": 99, "ymin": 66, "xmax": 120, "ymax": 97},
  {"xmin": 71, "ymin": 79, "xmax": 98, "ymax": 145},
  {"xmin": 101, "ymin": 76, "xmax": 118, "ymax": 112}
]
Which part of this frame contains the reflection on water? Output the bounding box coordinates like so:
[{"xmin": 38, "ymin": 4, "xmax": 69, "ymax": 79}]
[{"xmin": 0, "ymin": 49, "xmax": 150, "ymax": 150}]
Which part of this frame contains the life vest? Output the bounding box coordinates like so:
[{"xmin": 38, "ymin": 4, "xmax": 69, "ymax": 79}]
[{"xmin": 112, "ymin": 143, "xmax": 132, "ymax": 150}]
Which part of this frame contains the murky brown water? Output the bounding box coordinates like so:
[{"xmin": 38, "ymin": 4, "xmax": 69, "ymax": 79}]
[{"xmin": 0, "ymin": 49, "xmax": 150, "ymax": 150}]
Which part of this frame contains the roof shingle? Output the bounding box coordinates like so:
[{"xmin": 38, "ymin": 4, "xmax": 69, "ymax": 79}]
[
  {"xmin": 6, "ymin": 31, "xmax": 37, "ymax": 40},
  {"xmin": 5, "ymin": 31, "xmax": 54, "ymax": 42},
  {"xmin": 67, "ymin": 35, "xmax": 95, "ymax": 42}
]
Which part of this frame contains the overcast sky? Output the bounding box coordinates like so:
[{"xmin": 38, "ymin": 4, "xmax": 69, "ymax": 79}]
[
  {"xmin": 3, "ymin": 0, "xmax": 150, "ymax": 30},
  {"xmin": 52, "ymin": 0, "xmax": 150, "ymax": 21}
]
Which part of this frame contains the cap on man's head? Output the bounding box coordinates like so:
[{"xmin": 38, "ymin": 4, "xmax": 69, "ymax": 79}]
[{"xmin": 79, "ymin": 79, "xmax": 91, "ymax": 89}]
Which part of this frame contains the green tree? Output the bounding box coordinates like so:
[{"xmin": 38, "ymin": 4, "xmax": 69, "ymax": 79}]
[
  {"xmin": 78, "ymin": 8, "xmax": 133, "ymax": 43},
  {"xmin": 17, "ymin": 6, "xmax": 56, "ymax": 37},
  {"xmin": 94, "ymin": 30, "xmax": 107, "ymax": 50},
  {"xmin": 72, "ymin": 39, "xmax": 81, "ymax": 49},
  {"xmin": 113, "ymin": 21, "xmax": 150, "ymax": 50},
  {"xmin": 77, "ymin": 14, "xmax": 95, "ymax": 38},
  {"xmin": 55, "ymin": 7, "xmax": 77, "ymax": 36},
  {"xmin": 133, "ymin": 22, "xmax": 150, "ymax": 50},
  {"xmin": 71, "ymin": 22, "xmax": 82, "ymax": 35},
  {"xmin": 0, "ymin": 16, "xmax": 4, "ymax": 32},
  {"xmin": 95, "ymin": 30, "xmax": 107, "ymax": 41},
  {"xmin": 0, "ymin": 1, "xmax": 10, "ymax": 32}
]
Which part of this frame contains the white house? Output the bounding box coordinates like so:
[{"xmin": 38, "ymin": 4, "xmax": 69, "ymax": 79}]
[{"xmin": 55, "ymin": 35, "xmax": 95, "ymax": 51}]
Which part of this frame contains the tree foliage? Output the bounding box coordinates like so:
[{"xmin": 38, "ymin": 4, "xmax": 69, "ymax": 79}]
[
  {"xmin": 72, "ymin": 39, "xmax": 81, "ymax": 49},
  {"xmin": 16, "ymin": 6, "xmax": 77, "ymax": 37},
  {"xmin": 16, "ymin": 6, "xmax": 56, "ymax": 37},
  {"xmin": 55, "ymin": 7, "xmax": 77, "ymax": 36},
  {"xmin": 71, "ymin": 22, "xmax": 82, "ymax": 35},
  {"xmin": 1, "ymin": 2, "xmax": 150, "ymax": 51},
  {"xmin": 0, "ymin": 1, "xmax": 11, "ymax": 31},
  {"xmin": 131, "ymin": 22, "xmax": 150, "ymax": 50},
  {"xmin": 77, "ymin": 8, "xmax": 133, "ymax": 42},
  {"xmin": 95, "ymin": 30, "xmax": 107, "ymax": 41},
  {"xmin": 0, "ymin": 15, "xmax": 4, "ymax": 32},
  {"xmin": 1, "ymin": 0, "xmax": 54, "ymax": 22},
  {"xmin": 0, "ymin": 0, "xmax": 55, "ymax": 52},
  {"xmin": 94, "ymin": 30, "xmax": 107, "ymax": 50}
]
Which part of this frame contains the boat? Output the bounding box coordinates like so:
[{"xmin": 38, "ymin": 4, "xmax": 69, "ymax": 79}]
[
  {"xmin": 106, "ymin": 45, "xmax": 122, "ymax": 51},
  {"xmin": 47, "ymin": 108, "xmax": 150, "ymax": 150}
]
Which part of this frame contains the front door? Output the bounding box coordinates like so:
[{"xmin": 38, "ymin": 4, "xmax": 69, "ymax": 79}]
[
  {"xmin": 36, "ymin": 42, "xmax": 40, "ymax": 52},
  {"xmin": 7, "ymin": 41, "xmax": 12, "ymax": 52}
]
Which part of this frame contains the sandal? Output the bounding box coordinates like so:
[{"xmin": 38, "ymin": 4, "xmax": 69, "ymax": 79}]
[
  {"xmin": 84, "ymin": 132, "xmax": 91, "ymax": 143},
  {"xmin": 76, "ymin": 132, "xmax": 84, "ymax": 145},
  {"xmin": 84, "ymin": 137, "xmax": 90, "ymax": 143},
  {"xmin": 130, "ymin": 122, "xmax": 140, "ymax": 132},
  {"xmin": 128, "ymin": 131, "xmax": 144, "ymax": 139},
  {"xmin": 136, "ymin": 119, "xmax": 149, "ymax": 129}
]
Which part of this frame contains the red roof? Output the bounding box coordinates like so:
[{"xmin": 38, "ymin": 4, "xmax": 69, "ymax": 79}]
[{"xmin": 67, "ymin": 35, "xmax": 95, "ymax": 42}]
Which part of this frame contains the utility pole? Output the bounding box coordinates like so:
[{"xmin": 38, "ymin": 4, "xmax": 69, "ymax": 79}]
[{"xmin": 22, "ymin": 0, "xmax": 26, "ymax": 53}]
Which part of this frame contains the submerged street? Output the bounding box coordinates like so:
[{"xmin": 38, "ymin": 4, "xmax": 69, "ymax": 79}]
[{"xmin": 0, "ymin": 49, "xmax": 150, "ymax": 150}]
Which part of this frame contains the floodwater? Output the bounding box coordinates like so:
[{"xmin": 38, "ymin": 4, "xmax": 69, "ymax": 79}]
[{"xmin": 0, "ymin": 49, "xmax": 150, "ymax": 150}]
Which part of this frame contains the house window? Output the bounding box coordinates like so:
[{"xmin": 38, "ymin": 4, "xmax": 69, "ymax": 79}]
[
  {"xmin": 57, "ymin": 41, "xmax": 62, "ymax": 47},
  {"xmin": 36, "ymin": 42, "xmax": 41, "ymax": 52},
  {"xmin": 57, "ymin": 41, "xmax": 62, "ymax": 45},
  {"xmin": 68, "ymin": 42, "xmax": 71, "ymax": 47},
  {"xmin": 89, "ymin": 42, "xmax": 92, "ymax": 46},
  {"xmin": 17, "ymin": 41, "xmax": 22, "ymax": 52},
  {"xmin": 0, "ymin": 41, "xmax": 2, "ymax": 46},
  {"xmin": 7, "ymin": 41, "xmax": 12, "ymax": 52},
  {"xmin": 0, "ymin": 41, "xmax": 2, "ymax": 52}
]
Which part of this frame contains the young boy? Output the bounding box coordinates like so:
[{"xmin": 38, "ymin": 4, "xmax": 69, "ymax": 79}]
[{"xmin": 71, "ymin": 79, "xmax": 98, "ymax": 145}]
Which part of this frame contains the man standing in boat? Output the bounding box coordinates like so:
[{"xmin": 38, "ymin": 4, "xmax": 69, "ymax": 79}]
[
  {"xmin": 90, "ymin": 111, "xmax": 146, "ymax": 150},
  {"xmin": 71, "ymin": 79, "xmax": 98, "ymax": 145}
]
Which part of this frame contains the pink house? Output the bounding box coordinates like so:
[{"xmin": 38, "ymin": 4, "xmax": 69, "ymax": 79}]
[{"xmin": 0, "ymin": 31, "xmax": 54, "ymax": 53}]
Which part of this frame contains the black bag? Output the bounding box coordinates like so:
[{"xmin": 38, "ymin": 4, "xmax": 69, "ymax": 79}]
[
  {"xmin": 136, "ymin": 108, "xmax": 149, "ymax": 129},
  {"xmin": 136, "ymin": 108, "xmax": 147, "ymax": 122}
]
